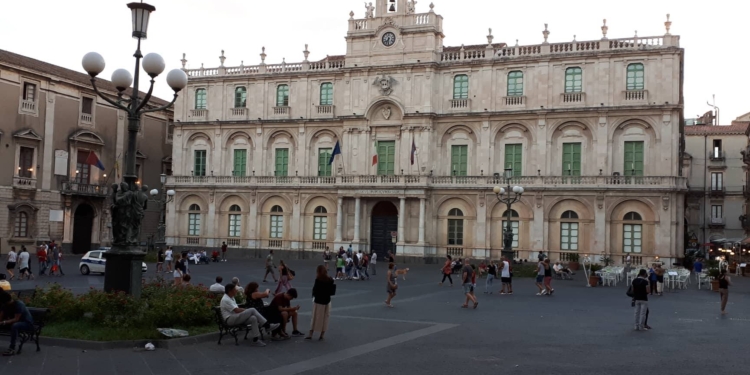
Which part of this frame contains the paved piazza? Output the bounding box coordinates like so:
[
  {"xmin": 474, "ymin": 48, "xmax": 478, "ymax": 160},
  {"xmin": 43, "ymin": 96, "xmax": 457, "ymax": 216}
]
[{"xmin": 2, "ymin": 257, "xmax": 748, "ymax": 374}]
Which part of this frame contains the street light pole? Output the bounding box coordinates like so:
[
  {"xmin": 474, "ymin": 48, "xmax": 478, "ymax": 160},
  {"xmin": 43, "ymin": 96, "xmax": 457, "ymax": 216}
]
[
  {"xmin": 151, "ymin": 174, "xmax": 175, "ymax": 247},
  {"xmin": 81, "ymin": 2, "xmax": 187, "ymax": 297},
  {"xmin": 493, "ymin": 167, "xmax": 524, "ymax": 261}
]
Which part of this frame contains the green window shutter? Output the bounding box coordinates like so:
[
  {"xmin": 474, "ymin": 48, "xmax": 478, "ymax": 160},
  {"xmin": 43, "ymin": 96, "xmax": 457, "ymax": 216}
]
[
  {"xmin": 450, "ymin": 145, "xmax": 468, "ymax": 176},
  {"xmin": 504, "ymin": 144, "xmax": 523, "ymax": 177},
  {"xmin": 564, "ymin": 67, "xmax": 582, "ymax": 93},
  {"xmin": 623, "ymin": 141, "xmax": 644, "ymax": 176},
  {"xmin": 275, "ymin": 148, "xmax": 289, "ymax": 176},
  {"xmin": 562, "ymin": 143, "xmax": 581, "ymax": 176},
  {"xmin": 234, "ymin": 87, "xmax": 246, "ymax": 108},
  {"xmin": 453, "ymin": 75, "xmax": 468, "ymax": 99},
  {"xmin": 377, "ymin": 141, "xmax": 396, "ymax": 175},
  {"xmin": 228, "ymin": 215, "xmax": 241, "ymax": 237},
  {"xmin": 626, "ymin": 63, "xmax": 645, "ymax": 91},
  {"xmin": 194, "ymin": 150, "xmax": 206, "ymax": 176},
  {"xmin": 233, "ymin": 149, "xmax": 247, "ymax": 177},
  {"xmin": 507, "ymin": 71, "xmax": 524, "ymax": 96},
  {"xmin": 276, "ymin": 85, "xmax": 289, "ymax": 107},
  {"xmin": 318, "ymin": 148, "xmax": 332, "ymax": 176},
  {"xmin": 195, "ymin": 89, "xmax": 206, "ymax": 109},
  {"xmin": 320, "ymin": 83, "xmax": 333, "ymax": 106}
]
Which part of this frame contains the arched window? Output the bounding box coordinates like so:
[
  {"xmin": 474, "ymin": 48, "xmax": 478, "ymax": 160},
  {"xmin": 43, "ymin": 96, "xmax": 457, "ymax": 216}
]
[
  {"xmin": 623, "ymin": 211, "xmax": 643, "ymax": 253},
  {"xmin": 276, "ymin": 85, "xmax": 289, "ymax": 107},
  {"xmin": 313, "ymin": 206, "xmax": 328, "ymax": 240},
  {"xmin": 188, "ymin": 204, "xmax": 201, "ymax": 236},
  {"xmin": 270, "ymin": 205, "xmax": 284, "ymax": 238},
  {"xmin": 453, "ymin": 75, "xmax": 469, "ymax": 99},
  {"xmin": 319, "ymin": 83, "xmax": 333, "ymax": 106},
  {"xmin": 447, "ymin": 208, "xmax": 464, "ymax": 245},
  {"xmin": 626, "ymin": 63, "xmax": 644, "ymax": 91},
  {"xmin": 507, "ymin": 71, "xmax": 524, "ymax": 96},
  {"xmin": 501, "ymin": 209, "xmax": 519, "ymax": 248},
  {"xmin": 14, "ymin": 212, "xmax": 28, "ymax": 237},
  {"xmin": 195, "ymin": 88, "xmax": 207, "ymax": 109},
  {"xmin": 228, "ymin": 205, "xmax": 241, "ymax": 238},
  {"xmin": 234, "ymin": 86, "xmax": 247, "ymax": 108},
  {"xmin": 560, "ymin": 210, "xmax": 579, "ymax": 251},
  {"xmin": 564, "ymin": 67, "xmax": 582, "ymax": 93}
]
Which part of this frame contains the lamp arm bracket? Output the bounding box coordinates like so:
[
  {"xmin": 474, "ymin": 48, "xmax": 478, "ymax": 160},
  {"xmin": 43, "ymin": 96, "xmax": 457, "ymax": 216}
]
[
  {"xmin": 135, "ymin": 79, "xmax": 156, "ymax": 113},
  {"xmin": 90, "ymin": 79, "xmax": 129, "ymax": 112},
  {"xmin": 141, "ymin": 94, "xmax": 178, "ymax": 114}
]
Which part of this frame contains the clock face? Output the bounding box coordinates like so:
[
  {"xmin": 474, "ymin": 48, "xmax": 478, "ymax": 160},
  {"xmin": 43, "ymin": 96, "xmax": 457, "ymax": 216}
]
[{"xmin": 382, "ymin": 32, "xmax": 396, "ymax": 47}]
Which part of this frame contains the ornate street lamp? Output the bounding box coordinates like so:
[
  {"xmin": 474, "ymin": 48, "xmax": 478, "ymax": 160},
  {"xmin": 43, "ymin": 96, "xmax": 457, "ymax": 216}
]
[
  {"xmin": 82, "ymin": 2, "xmax": 187, "ymax": 297},
  {"xmin": 493, "ymin": 167, "xmax": 524, "ymax": 261},
  {"xmin": 150, "ymin": 176, "xmax": 175, "ymax": 247}
]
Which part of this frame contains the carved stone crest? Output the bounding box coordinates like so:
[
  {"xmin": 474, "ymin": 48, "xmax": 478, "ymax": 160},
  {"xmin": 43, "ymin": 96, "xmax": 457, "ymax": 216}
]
[
  {"xmin": 373, "ymin": 75, "xmax": 396, "ymax": 96},
  {"xmin": 382, "ymin": 106, "xmax": 392, "ymax": 120}
]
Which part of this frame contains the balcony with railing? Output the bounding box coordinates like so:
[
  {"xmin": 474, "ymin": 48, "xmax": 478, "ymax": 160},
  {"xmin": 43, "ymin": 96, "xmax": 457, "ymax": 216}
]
[
  {"xmin": 709, "ymin": 186, "xmax": 726, "ymax": 197},
  {"xmin": 709, "ymin": 217, "xmax": 725, "ymax": 228},
  {"xmin": 623, "ymin": 90, "xmax": 648, "ymax": 102},
  {"xmin": 503, "ymin": 96, "xmax": 525, "ymax": 107},
  {"xmin": 13, "ymin": 176, "xmax": 36, "ymax": 190},
  {"xmin": 272, "ymin": 106, "xmax": 291, "ymax": 119},
  {"xmin": 61, "ymin": 181, "xmax": 109, "ymax": 197},
  {"xmin": 19, "ymin": 99, "xmax": 37, "ymax": 114},
  {"xmin": 190, "ymin": 109, "xmax": 208, "ymax": 120},
  {"xmin": 560, "ymin": 92, "xmax": 586, "ymax": 105},
  {"xmin": 229, "ymin": 107, "xmax": 247, "ymax": 120},
  {"xmin": 80, "ymin": 112, "xmax": 93, "ymax": 124},
  {"xmin": 314, "ymin": 105, "xmax": 335, "ymax": 118},
  {"xmin": 709, "ymin": 150, "xmax": 726, "ymax": 164},
  {"xmin": 448, "ymin": 98, "xmax": 471, "ymax": 111},
  {"xmin": 168, "ymin": 174, "xmax": 687, "ymax": 191}
]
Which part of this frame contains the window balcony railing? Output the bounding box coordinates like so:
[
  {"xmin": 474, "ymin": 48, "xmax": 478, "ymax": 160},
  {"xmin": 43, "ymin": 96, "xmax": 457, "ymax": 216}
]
[
  {"xmin": 190, "ymin": 109, "xmax": 208, "ymax": 120},
  {"xmin": 709, "ymin": 151, "xmax": 725, "ymax": 162},
  {"xmin": 272, "ymin": 106, "xmax": 291, "ymax": 119},
  {"xmin": 13, "ymin": 176, "xmax": 36, "ymax": 189},
  {"xmin": 80, "ymin": 113, "xmax": 93, "ymax": 124},
  {"xmin": 709, "ymin": 217, "xmax": 725, "ymax": 227},
  {"xmin": 226, "ymin": 238, "xmax": 241, "ymax": 247},
  {"xmin": 449, "ymin": 98, "xmax": 470, "ymax": 110},
  {"xmin": 560, "ymin": 92, "xmax": 586, "ymax": 104},
  {"xmin": 229, "ymin": 107, "xmax": 247, "ymax": 119},
  {"xmin": 314, "ymin": 105, "xmax": 335, "ymax": 118},
  {"xmin": 503, "ymin": 96, "xmax": 525, "ymax": 106},
  {"xmin": 20, "ymin": 100, "xmax": 37, "ymax": 114},
  {"xmin": 61, "ymin": 182, "xmax": 109, "ymax": 197},
  {"xmin": 623, "ymin": 90, "xmax": 648, "ymax": 102},
  {"xmin": 709, "ymin": 187, "xmax": 726, "ymax": 197}
]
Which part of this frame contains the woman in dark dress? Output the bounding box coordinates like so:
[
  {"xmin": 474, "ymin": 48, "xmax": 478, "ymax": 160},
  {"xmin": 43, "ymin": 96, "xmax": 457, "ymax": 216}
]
[
  {"xmin": 244, "ymin": 282, "xmax": 272, "ymax": 316},
  {"xmin": 307, "ymin": 265, "xmax": 335, "ymax": 341}
]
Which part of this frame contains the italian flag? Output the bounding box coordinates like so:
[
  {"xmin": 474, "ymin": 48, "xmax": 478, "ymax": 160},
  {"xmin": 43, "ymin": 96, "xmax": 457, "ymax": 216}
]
[{"xmin": 372, "ymin": 140, "xmax": 378, "ymax": 166}]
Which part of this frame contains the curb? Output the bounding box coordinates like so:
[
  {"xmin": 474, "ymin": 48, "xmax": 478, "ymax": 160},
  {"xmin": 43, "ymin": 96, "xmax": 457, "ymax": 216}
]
[{"xmin": 37, "ymin": 331, "xmax": 218, "ymax": 351}]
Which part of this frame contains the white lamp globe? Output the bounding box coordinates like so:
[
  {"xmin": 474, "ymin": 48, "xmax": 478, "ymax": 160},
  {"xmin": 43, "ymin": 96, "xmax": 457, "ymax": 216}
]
[
  {"xmin": 512, "ymin": 186, "xmax": 521, "ymax": 194},
  {"xmin": 493, "ymin": 186, "xmax": 501, "ymax": 194},
  {"xmin": 167, "ymin": 189, "xmax": 176, "ymax": 197},
  {"xmin": 142, "ymin": 53, "xmax": 165, "ymax": 77},
  {"xmin": 82, "ymin": 52, "xmax": 105, "ymax": 77},
  {"xmin": 499, "ymin": 187, "xmax": 506, "ymax": 195},
  {"xmin": 111, "ymin": 69, "xmax": 133, "ymax": 91},
  {"xmin": 518, "ymin": 187, "xmax": 525, "ymax": 194},
  {"xmin": 166, "ymin": 69, "xmax": 188, "ymax": 92},
  {"xmin": 150, "ymin": 189, "xmax": 159, "ymax": 196}
]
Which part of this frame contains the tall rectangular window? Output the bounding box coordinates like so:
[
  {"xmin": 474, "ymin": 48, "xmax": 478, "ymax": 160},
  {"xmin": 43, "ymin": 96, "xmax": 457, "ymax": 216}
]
[
  {"xmin": 276, "ymin": 85, "xmax": 289, "ymax": 107},
  {"xmin": 712, "ymin": 139, "xmax": 722, "ymax": 159},
  {"xmin": 623, "ymin": 141, "xmax": 644, "ymax": 176},
  {"xmin": 234, "ymin": 87, "xmax": 247, "ymax": 108},
  {"xmin": 507, "ymin": 71, "xmax": 524, "ymax": 96},
  {"xmin": 195, "ymin": 88, "xmax": 207, "ymax": 109},
  {"xmin": 560, "ymin": 222, "xmax": 579, "ymax": 250},
  {"xmin": 451, "ymin": 145, "xmax": 468, "ymax": 176},
  {"xmin": 504, "ymin": 144, "xmax": 523, "ymax": 177},
  {"xmin": 564, "ymin": 67, "xmax": 583, "ymax": 93},
  {"xmin": 75, "ymin": 150, "xmax": 91, "ymax": 184},
  {"xmin": 188, "ymin": 213, "xmax": 201, "ymax": 236},
  {"xmin": 320, "ymin": 83, "xmax": 333, "ymax": 106},
  {"xmin": 233, "ymin": 149, "xmax": 247, "ymax": 177},
  {"xmin": 82, "ymin": 97, "xmax": 94, "ymax": 115},
  {"xmin": 447, "ymin": 219, "xmax": 464, "ymax": 245},
  {"xmin": 453, "ymin": 75, "xmax": 469, "ymax": 99},
  {"xmin": 19, "ymin": 147, "xmax": 34, "ymax": 178},
  {"xmin": 318, "ymin": 148, "xmax": 332, "ymax": 176},
  {"xmin": 23, "ymin": 82, "xmax": 36, "ymax": 101},
  {"xmin": 193, "ymin": 150, "xmax": 206, "ymax": 176},
  {"xmin": 14, "ymin": 212, "xmax": 28, "ymax": 238},
  {"xmin": 562, "ymin": 143, "xmax": 582, "ymax": 176},
  {"xmin": 313, "ymin": 216, "xmax": 327, "ymax": 240},
  {"xmin": 711, "ymin": 172, "xmax": 723, "ymax": 190},
  {"xmin": 711, "ymin": 205, "xmax": 723, "ymax": 219},
  {"xmin": 377, "ymin": 141, "xmax": 396, "ymax": 176},
  {"xmin": 270, "ymin": 215, "xmax": 283, "ymax": 238},
  {"xmin": 502, "ymin": 220, "xmax": 519, "ymax": 248},
  {"xmin": 626, "ymin": 63, "xmax": 645, "ymax": 91},
  {"xmin": 623, "ymin": 224, "xmax": 642, "ymax": 253},
  {"xmin": 275, "ymin": 148, "xmax": 289, "ymax": 176},
  {"xmin": 228, "ymin": 214, "xmax": 241, "ymax": 237}
]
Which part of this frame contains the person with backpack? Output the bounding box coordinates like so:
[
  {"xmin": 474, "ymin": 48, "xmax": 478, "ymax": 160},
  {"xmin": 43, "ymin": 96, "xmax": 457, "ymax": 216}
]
[{"xmin": 630, "ymin": 269, "xmax": 651, "ymax": 331}]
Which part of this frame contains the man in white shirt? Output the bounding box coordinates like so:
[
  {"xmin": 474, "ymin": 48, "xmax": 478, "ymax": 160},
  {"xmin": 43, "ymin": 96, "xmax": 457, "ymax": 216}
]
[
  {"xmin": 17, "ymin": 248, "xmax": 34, "ymax": 281},
  {"xmin": 220, "ymin": 284, "xmax": 278, "ymax": 347},
  {"xmin": 499, "ymin": 256, "xmax": 512, "ymax": 294},
  {"xmin": 370, "ymin": 252, "xmax": 377, "ymax": 276},
  {"xmin": 209, "ymin": 276, "xmax": 225, "ymax": 293}
]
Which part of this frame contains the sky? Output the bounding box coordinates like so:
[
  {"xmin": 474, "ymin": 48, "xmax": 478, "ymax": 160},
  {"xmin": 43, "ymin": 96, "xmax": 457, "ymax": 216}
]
[{"xmin": 1, "ymin": 0, "xmax": 748, "ymax": 123}]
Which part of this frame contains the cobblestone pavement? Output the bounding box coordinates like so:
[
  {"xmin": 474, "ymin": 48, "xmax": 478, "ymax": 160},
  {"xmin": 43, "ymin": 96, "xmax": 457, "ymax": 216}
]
[{"xmin": 2, "ymin": 258, "xmax": 749, "ymax": 374}]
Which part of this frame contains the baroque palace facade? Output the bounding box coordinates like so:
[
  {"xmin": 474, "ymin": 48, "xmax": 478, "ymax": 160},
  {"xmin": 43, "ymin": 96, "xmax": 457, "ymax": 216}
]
[{"xmin": 167, "ymin": 0, "xmax": 686, "ymax": 264}]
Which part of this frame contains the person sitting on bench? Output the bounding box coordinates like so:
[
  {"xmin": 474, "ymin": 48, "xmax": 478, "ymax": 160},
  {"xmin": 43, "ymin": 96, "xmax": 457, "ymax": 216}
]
[
  {"xmin": 211, "ymin": 250, "xmax": 220, "ymax": 263},
  {"xmin": 0, "ymin": 290, "xmax": 34, "ymax": 356},
  {"xmin": 220, "ymin": 284, "xmax": 278, "ymax": 347}
]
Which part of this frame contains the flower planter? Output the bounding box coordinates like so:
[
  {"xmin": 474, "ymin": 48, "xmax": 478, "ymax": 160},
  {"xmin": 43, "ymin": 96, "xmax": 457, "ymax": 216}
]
[
  {"xmin": 588, "ymin": 276, "xmax": 599, "ymax": 287},
  {"xmin": 710, "ymin": 280, "xmax": 720, "ymax": 292},
  {"xmin": 568, "ymin": 262, "xmax": 580, "ymax": 271}
]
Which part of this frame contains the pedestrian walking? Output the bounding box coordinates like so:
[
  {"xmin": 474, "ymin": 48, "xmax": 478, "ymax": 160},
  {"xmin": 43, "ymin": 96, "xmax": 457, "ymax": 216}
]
[
  {"xmin": 543, "ymin": 258, "xmax": 553, "ymax": 296},
  {"xmin": 461, "ymin": 259, "xmax": 478, "ymax": 309},
  {"xmin": 307, "ymin": 265, "xmax": 335, "ymax": 341},
  {"xmin": 718, "ymin": 269, "xmax": 731, "ymax": 314},
  {"xmin": 535, "ymin": 258, "xmax": 546, "ymax": 296},
  {"xmin": 5, "ymin": 247, "xmax": 17, "ymax": 281},
  {"xmin": 221, "ymin": 241, "xmax": 228, "ymax": 262},
  {"xmin": 275, "ymin": 260, "xmax": 294, "ymax": 294},
  {"xmin": 370, "ymin": 251, "xmax": 377, "ymax": 276},
  {"xmin": 323, "ymin": 247, "xmax": 331, "ymax": 271},
  {"xmin": 36, "ymin": 246, "xmax": 48, "ymax": 276},
  {"xmin": 164, "ymin": 247, "xmax": 173, "ymax": 273},
  {"xmin": 439, "ymin": 255, "xmax": 453, "ymax": 286},
  {"xmin": 17, "ymin": 247, "xmax": 34, "ymax": 281},
  {"xmin": 263, "ymin": 250, "xmax": 278, "ymax": 283},
  {"xmin": 631, "ymin": 269, "xmax": 650, "ymax": 330},
  {"xmin": 385, "ymin": 263, "xmax": 398, "ymax": 307},
  {"xmin": 335, "ymin": 255, "xmax": 345, "ymax": 280},
  {"xmin": 156, "ymin": 248, "xmax": 165, "ymax": 273},
  {"xmin": 360, "ymin": 251, "xmax": 370, "ymax": 280},
  {"xmin": 499, "ymin": 256, "xmax": 513, "ymax": 294},
  {"xmin": 484, "ymin": 260, "xmax": 497, "ymax": 294}
]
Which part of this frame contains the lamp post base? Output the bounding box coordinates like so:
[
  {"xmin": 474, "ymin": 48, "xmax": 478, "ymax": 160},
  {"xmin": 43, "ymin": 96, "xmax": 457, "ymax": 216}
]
[
  {"xmin": 501, "ymin": 249, "xmax": 515, "ymax": 261},
  {"xmin": 103, "ymin": 245, "xmax": 146, "ymax": 298}
]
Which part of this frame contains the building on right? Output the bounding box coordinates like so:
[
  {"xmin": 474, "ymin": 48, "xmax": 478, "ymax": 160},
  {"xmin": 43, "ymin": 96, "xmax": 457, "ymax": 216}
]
[{"xmin": 684, "ymin": 114, "xmax": 750, "ymax": 248}]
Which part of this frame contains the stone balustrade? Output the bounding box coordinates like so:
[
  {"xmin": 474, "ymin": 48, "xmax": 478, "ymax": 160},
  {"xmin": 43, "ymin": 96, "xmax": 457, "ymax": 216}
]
[{"xmin": 167, "ymin": 174, "xmax": 687, "ymax": 191}]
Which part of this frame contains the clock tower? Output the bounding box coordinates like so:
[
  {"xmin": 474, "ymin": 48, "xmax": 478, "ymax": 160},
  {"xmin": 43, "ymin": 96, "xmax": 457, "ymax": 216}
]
[{"xmin": 345, "ymin": 0, "xmax": 444, "ymax": 66}]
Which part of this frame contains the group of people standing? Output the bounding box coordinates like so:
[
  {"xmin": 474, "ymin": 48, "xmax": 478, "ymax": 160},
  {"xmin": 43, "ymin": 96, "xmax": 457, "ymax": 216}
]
[{"xmin": 5, "ymin": 241, "xmax": 64, "ymax": 282}]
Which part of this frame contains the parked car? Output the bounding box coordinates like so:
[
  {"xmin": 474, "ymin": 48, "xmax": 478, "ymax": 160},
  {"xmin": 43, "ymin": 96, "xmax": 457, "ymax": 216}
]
[{"xmin": 79, "ymin": 249, "xmax": 147, "ymax": 275}]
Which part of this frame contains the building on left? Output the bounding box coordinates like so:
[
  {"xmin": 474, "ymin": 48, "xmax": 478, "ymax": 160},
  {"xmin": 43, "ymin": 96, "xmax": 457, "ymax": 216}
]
[{"xmin": 0, "ymin": 50, "xmax": 173, "ymax": 254}]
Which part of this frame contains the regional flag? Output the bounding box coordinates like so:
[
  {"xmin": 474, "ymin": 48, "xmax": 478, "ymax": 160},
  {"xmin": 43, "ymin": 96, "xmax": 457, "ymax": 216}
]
[
  {"xmin": 328, "ymin": 141, "xmax": 342, "ymax": 165},
  {"xmin": 85, "ymin": 151, "xmax": 105, "ymax": 171}
]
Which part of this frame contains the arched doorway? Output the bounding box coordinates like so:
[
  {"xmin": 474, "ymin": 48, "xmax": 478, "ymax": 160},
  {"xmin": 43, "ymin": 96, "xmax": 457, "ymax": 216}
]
[
  {"xmin": 73, "ymin": 203, "xmax": 94, "ymax": 254},
  {"xmin": 370, "ymin": 201, "xmax": 398, "ymax": 260}
]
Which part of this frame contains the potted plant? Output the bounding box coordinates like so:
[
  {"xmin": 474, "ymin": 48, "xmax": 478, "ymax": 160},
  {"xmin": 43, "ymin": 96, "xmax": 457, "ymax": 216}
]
[
  {"xmin": 567, "ymin": 253, "xmax": 580, "ymax": 271},
  {"xmin": 707, "ymin": 268, "xmax": 720, "ymax": 292},
  {"xmin": 588, "ymin": 264, "xmax": 603, "ymax": 287}
]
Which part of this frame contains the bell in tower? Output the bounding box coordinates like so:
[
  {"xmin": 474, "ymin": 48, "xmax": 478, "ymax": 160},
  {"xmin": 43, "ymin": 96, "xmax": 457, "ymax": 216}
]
[{"xmin": 389, "ymin": 0, "xmax": 396, "ymax": 12}]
